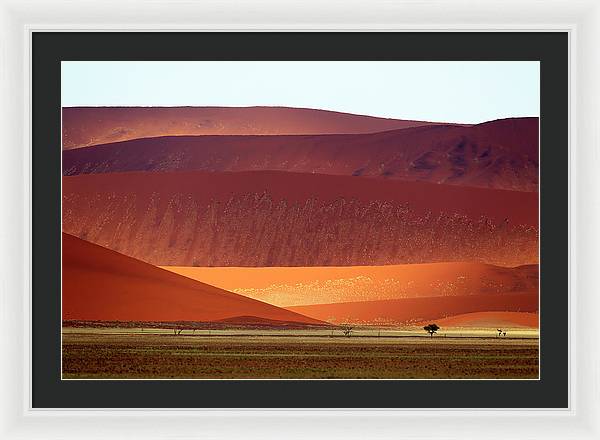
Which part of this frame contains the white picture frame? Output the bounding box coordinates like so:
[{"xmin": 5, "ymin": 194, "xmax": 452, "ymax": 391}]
[{"xmin": 0, "ymin": 0, "xmax": 598, "ymax": 438}]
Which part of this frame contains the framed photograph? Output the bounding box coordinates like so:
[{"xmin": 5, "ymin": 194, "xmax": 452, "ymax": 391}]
[
  {"xmin": 59, "ymin": 57, "xmax": 544, "ymax": 385},
  {"xmin": 1, "ymin": 0, "xmax": 598, "ymax": 439}
]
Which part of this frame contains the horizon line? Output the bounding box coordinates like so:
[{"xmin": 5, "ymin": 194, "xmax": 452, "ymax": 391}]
[{"xmin": 60, "ymin": 104, "xmax": 539, "ymax": 126}]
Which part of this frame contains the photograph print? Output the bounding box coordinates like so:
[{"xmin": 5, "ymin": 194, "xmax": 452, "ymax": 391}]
[{"xmin": 61, "ymin": 61, "xmax": 540, "ymax": 379}]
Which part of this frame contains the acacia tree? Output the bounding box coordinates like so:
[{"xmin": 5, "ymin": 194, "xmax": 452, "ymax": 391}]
[
  {"xmin": 341, "ymin": 324, "xmax": 354, "ymax": 337},
  {"xmin": 423, "ymin": 323, "xmax": 440, "ymax": 338}
]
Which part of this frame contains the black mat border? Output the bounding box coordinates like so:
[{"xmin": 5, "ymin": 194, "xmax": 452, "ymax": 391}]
[{"xmin": 32, "ymin": 32, "xmax": 568, "ymax": 408}]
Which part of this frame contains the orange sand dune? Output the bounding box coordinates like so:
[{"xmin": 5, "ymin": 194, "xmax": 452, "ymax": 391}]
[
  {"xmin": 418, "ymin": 311, "xmax": 539, "ymax": 328},
  {"xmin": 63, "ymin": 170, "xmax": 538, "ymax": 267},
  {"xmin": 286, "ymin": 292, "xmax": 538, "ymax": 325},
  {"xmin": 62, "ymin": 106, "xmax": 447, "ymax": 149},
  {"xmin": 63, "ymin": 116, "xmax": 538, "ymax": 191},
  {"xmin": 62, "ymin": 232, "xmax": 323, "ymax": 325},
  {"xmin": 161, "ymin": 263, "xmax": 538, "ymax": 307}
]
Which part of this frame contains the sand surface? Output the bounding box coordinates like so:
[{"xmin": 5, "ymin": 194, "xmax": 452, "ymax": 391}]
[
  {"xmin": 63, "ymin": 116, "xmax": 537, "ymax": 191},
  {"xmin": 63, "ymin": 171, "xmax": 538, "ymax": 267},
  {"xmin": 62, "ymin": 232, "xmax": 323, "ymax": 324},
  {"xmin": 161, "ymin": 263, "xmax": 538, "ymax": 306},
  {"xmin": 62, "ymin": 106, "xmax": 445, "ymax": 149},
  {"xmin": 286, "ymin": 292, "xmax": 538, "ymax": 325}
]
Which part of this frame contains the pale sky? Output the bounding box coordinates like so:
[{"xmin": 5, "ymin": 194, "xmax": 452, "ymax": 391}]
[{"xmin": 62, "ymin": 61, "xmax": 539, "ymax": 124}]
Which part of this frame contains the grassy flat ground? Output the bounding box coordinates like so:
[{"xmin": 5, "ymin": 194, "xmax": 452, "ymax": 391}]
[{"xmin": 62, "ymin": 327, "xmax": 539, "ymax": 379}]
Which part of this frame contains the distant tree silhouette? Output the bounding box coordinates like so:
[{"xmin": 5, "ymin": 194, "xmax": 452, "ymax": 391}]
[
  {"xmin": 497, "ymin": 329, "xmax": 503, "ymax": 337},
  {"xmin": 341, "ymin": 324, "xmax": 354, "ymax": 337},
  {"xmin": 423, "ymin": 323, "xmax": 440, "ymax": 337}
]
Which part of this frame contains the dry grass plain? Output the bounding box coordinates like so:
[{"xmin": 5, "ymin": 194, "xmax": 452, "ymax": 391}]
[{"xmin": 62, "ymin": 328, "xmax": 539, "ymax": 379}]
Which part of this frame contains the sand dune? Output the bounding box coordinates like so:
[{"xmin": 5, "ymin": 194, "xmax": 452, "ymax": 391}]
[
  {"xmin": 62, "ymin": 106, "xmax": 446, "ymax": 149},
  {"xmin": 63, "ymin": 117, "xmax": 538, "ymax": 191},
  {"xmin": 286, "ymin": 292, "xmax": 538, "ymax": 325},
  {"xmin": 161, "ymin": 263, "xmax": 539, "ymax": 307},
  {"xmin": 61, "ymin": 232, "xmax": 323, "ymax": 325},
  {"xmin": 63, "ymin": 171, "xmax": 538, "ymax": 267},
  {"xmin": 418, "ymin": 311, "xmax": 539, "ymax": 328}
]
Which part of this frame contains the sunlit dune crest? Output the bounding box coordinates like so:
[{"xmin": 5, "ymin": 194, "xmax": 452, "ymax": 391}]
[{"xmin": 162, "ymin": 263, "xmax": 538, "ymax": 307}]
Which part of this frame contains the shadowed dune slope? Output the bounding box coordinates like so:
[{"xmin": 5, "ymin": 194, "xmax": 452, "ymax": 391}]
[
  {"xmin": 63, "ymin": 117, "xmax": 538, "ymax": 191},
  {"xmin": 63, "ymin": 171, "xmax": 538, "ymax": 267},
  {"xmin": 418, "ymin": 311, "xmax": 539, "ymax": 329},
  {"xmin": 286, "ymin": 292, "xmax": 538, "ymax": 325},
  {"xmin": 161, "ymin": 263, "xmax": 539, "ymax": 307},
  {"xmin": 62, "ymin": 106, "xmax": 446, "ymax": 149},
  {"xmin": 61, "ymin": 232, "xmax": 324, "ymax": 325}
]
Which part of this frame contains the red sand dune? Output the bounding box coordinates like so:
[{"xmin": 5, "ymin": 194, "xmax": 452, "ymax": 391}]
[
  {"xmin": 61, "ymin": 232, "xmax": 323, "ymax": 325},
  {"xmin": 161, "ymin": 263, "xmax": 539, "ymax": 307},
  {"xmin": 418, "ymin": 311, "xmax": 539, "ymax": 328},
  {"xmin": 62, "ymin": 106, "xmax": 446, "ymax": 149},
  {"xmin": 286, "ymin": 292, "xmax": 539, "ymax": 325},
  {"xmin": 63, "ymin": 117, "xmax": 538, "ymax": 192},
  {"xmin": 63, "ymin": 170, "xmax": 538, "ymax": 267}
]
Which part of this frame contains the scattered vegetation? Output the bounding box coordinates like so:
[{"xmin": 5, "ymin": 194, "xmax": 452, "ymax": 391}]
[
  {"xmin": 423, "ymin": 323, "xmax": 440, "ymax": 337},
  {"xmin": 341, "ymin": 324, "xmax": 354, "ymax": 337}
]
